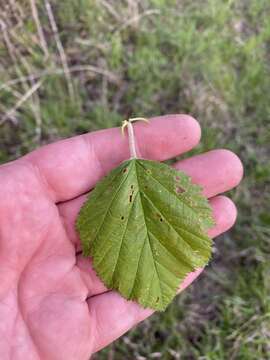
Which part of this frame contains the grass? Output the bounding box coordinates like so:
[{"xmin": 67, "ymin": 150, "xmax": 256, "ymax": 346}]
[{"xmin": 0, "ymin": 0, "xmax": 270, "ymax": 358}]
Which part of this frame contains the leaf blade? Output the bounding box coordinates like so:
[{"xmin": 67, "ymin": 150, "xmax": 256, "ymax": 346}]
[{"xmin": 76, "ymin": 158, "xmax": 214, "ymax": 311}]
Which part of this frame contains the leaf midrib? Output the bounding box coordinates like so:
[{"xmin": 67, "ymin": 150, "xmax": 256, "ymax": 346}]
[{"xmin": 126, "ymin": 160, "xmax": 166, "ymax": 307}]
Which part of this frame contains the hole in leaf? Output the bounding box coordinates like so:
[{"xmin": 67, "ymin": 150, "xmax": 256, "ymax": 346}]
[
  {"xmin": 160, "ymin": 218, "xmax": 163, "ymax": 222},
  {"xmin": 131, "ymin": 185, "xmax": 134, "ymax": 189},
  {"xmin": 129, "ymin": 188, "xmax": 135, "ymax": 203},
  {"xmin": 121, "ymin": 216, "xmax": 124, "ymax": 220},
  {"xmin": 123, "ymin": 168, "xmax": 127, "ymax": 173}
]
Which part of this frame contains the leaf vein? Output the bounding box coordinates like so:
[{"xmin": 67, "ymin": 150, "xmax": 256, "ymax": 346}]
[
  {"xmin": 91, "ymin": 162, "xmax": 132, "ymax": 248},
  {"xmin": 110, "ymin": 190, "xmax": 140, "ymax": 285},
  {"xmin": 137, "ymin": 161, "xmax": 209, "ymax": 221},
  {"xmin": 148, "ymin": 229, "xmax": 192, "ymax": 270},
  {"xmin": 140, "ymin": 190, "xmax": 197, "ymax": 254}
]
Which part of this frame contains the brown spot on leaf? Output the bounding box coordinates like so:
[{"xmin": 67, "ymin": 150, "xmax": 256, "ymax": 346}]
[
  {"xmin": 155, "ymin": 213, "xmax": 163, "ymax": 222},
  {"xmin": 123, "ymin": 168, "xmax": 127, "ymax": 173},
  {"xmin": 176, "ymin": 186, "xmax": 185, "ymax": 194}
]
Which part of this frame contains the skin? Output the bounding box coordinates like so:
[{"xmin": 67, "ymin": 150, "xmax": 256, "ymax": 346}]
[{"xmin": 0, "ymin": 114, "xmax": 243, "ymax": 359}]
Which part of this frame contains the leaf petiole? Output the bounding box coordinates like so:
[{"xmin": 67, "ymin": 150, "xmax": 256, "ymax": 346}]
[{"xmin": 121, "ymin": 117, "xmax": 149, "ymax": 159}]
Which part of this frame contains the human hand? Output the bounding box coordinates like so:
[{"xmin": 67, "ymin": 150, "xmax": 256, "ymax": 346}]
[{"xmin": 0, "ymin": 115, "xmax": 243, "ymax": 359}]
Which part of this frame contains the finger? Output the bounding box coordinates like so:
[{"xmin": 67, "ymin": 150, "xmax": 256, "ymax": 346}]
[
  {"xmin": 89, "ymin": 195, "xmax": 237, "ymax": 352},
  {"xmin": 58, "ymin": 149, "xmax": 243, "ymax": 251},
  {"xmin": 59, "ymin": 194, "xmax": 86, "ymax": 252},
  {"xmin": 21, "ymin": 114, "xmax": 201, "ymax": 202},
  {"xmin": 174, "ymin": 149, "xmax": 243, "ymax": 198},
  {"xmin": 76, "ymin": 253, "xmax": 108, "ymax": 297}
]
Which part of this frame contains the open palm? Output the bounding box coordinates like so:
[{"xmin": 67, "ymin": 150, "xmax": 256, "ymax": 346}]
[{"xmin": 0, "ymin": 115, "xmax": 243, "ymax": 359}]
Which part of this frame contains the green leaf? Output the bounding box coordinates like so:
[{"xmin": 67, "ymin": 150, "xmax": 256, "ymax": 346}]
[{"xmin": 76, "ymin": 158, "xmax": 214, "ymax": 311}]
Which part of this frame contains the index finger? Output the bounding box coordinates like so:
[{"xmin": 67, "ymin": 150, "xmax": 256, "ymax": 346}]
[{"xmin": 20, "ymin": 114, "xmax": 201, "ymax": 202}]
